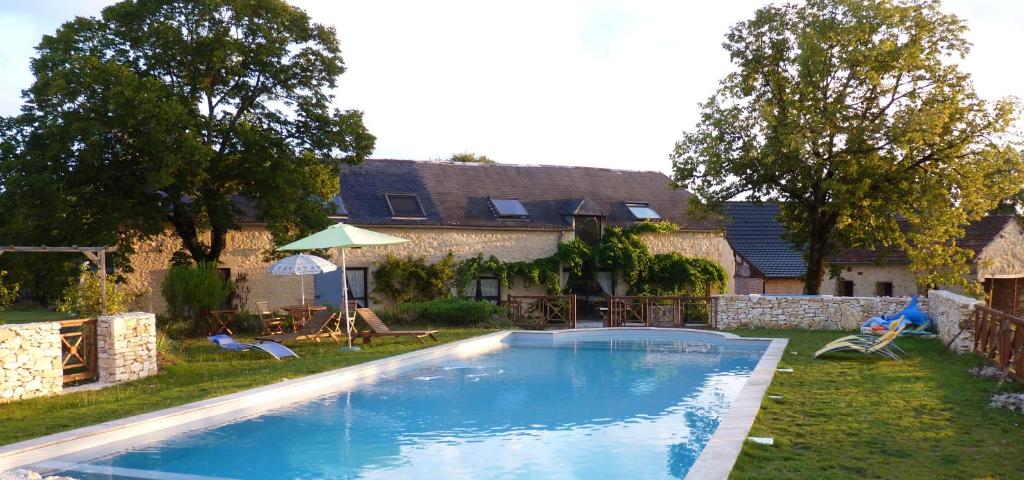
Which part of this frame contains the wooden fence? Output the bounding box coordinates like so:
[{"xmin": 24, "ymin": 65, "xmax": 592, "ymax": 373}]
[
  {"xmin": 973, "ymin": 305, "xmax": 1024, "ymax": 383},
  {"xmin": 507, "ymin": 295, "xmax": 577, "ymax": 330},
  {"xmin": 607, "ymin": 296, "xmax": 714, "ymax": 328},
  {"xmin": 59, "ymin": 318, "xmax": 98, "ymax": 384}
]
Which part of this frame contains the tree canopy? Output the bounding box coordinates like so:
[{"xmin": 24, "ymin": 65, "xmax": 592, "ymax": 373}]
[
  {"xmin": 0, "ymin": 0, "xmax": 375, "ymax": 266},
  {"xmin": 672, "ymin": 0, "xmax": 1023, "ymax": 294},
  {"xmin": 449, "ymin": 152, "xmax": 496, "ymax": 164}
]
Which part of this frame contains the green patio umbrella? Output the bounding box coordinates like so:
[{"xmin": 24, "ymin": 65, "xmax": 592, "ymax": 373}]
[{"xmin": 278, "ymin": 223, "xmax": 408, "ymax": 351}]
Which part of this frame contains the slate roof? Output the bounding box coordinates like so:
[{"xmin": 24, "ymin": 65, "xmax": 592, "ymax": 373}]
[
  {"xmin": 831, "ymin": 215, "xmax": 1019, "ymax": 264},
  {"xmin": 722, "ymin": 202, "xmax": 806, "ymax": 278},
  {"xmin": 334, "ymin": 159, "xmax": 721, "ymax": 231}
]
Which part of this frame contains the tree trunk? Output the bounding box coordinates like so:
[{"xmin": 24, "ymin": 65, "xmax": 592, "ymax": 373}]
[{"xmin": 804, "ymin": 240, "xmax": 827, "ymax": 294}]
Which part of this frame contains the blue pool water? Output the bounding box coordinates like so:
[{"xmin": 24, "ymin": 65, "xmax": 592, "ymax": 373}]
[{"xmin": 43, "ymin": 333, "xmax": 767, "ymax": 479}]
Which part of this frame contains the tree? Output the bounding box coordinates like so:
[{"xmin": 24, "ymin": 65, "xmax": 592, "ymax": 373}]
[
  {"xmin": 672, "ymin": 0, "xmax": 1023, "ymax": 294},
  {"xmin": 449, "ymin": 152, "xmax": 496, "ymax": 164},
  {"xmin": 0, "ymin": 0, "xmax": 375, "ymax": 265}
]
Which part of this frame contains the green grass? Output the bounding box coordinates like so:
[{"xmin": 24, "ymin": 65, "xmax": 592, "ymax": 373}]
[
  {"xmin": 0, "ymin": 328, "xmax": 494, "ymax": 445},
  {"xmin": 1, "ymin": 306, "xmax": 73, "ymax": 324},
  {"xmin": 730, "ymin": 329, "xmax": 1024, "ymax": 479}
]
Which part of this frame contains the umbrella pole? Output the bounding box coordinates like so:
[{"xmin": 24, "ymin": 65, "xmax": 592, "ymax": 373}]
[
  {"xmin": 301, "ymin": 276, "xmax": 306, "ymax": 305},
  {"xmin": 341, "ymin": 248, "xmax": 357, "ymax": 351}
]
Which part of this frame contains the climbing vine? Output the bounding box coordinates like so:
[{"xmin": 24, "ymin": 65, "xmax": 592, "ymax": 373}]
[{"xmin": 372, "ymin": 222, "xmax": 728, "ymax": 302}]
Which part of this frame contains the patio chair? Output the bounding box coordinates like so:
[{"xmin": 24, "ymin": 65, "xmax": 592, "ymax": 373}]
[
  {"xmin": 814, "ymin": 322, "xmax": 906, "ymax": 360},
  {"xmin": 255, "ymin": 310, "xmax": 346, "ymax": 345},
  {"xmin": 255, "ymin": 301, "xmax": 287, "ymax": 335},
  {"xmin": 355, "ymin": 307, "xmax": 438, "ymax": 345},
  {"xmin": 208, "ymin": 334, "xmax": 298, "ymax": 361},
  {"xmin": 820, "ymin": 316, "xmax": 909, "ymax": 357}
]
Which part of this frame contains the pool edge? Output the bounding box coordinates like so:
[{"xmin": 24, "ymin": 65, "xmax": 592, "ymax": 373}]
[
  {"xmin": 0, "ymin": 330, "xmax": 513, "ymax": 472},
  {"xmin": 684, "ymin": 336, "xmax": 789, "ymax": 480}
]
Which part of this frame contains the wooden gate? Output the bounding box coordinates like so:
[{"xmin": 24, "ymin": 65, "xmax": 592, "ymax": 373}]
[
  {"xmin": 972, "ymin": 305, "xmax": 1024, "ymax": 383},
  {"xmin": 607, "ymin": 296, "xmax": 713, "ymax": 328},
  {"xmin": 507, "ymin": 295, "xmax": 576, "ymax": 330},
  {"xmin": 59, "ymin": 318, "xmax": 98, "ymax": 384}
]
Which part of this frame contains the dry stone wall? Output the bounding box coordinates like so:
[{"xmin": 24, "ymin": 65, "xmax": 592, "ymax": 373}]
[
  {"xmin": 928, "ymin": 289, "xmax": 982, "ymax": 353},
  {"xmin": 97, "ymin": 312, "xmax": 158, "ymax": 383},
  {"xmin": 714, "ymin": 294, "xmax": 925, "ymax": 330},
  {"xmin": 0, "ymin": 322, "xmax": 61, "ymax": 403}
]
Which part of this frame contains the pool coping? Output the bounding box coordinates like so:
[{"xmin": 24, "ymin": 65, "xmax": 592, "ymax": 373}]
[
  {"xmin": 684, "ymin": 335, "xmax": 789, "ymax": 480},
  {"xmin": 0, "ymin": 328, "xmax": 784, "ymax": 478}
]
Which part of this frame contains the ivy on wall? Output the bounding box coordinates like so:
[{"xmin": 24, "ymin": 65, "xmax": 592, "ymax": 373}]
[{"xmin": 371, "ymin": 221, "xmax": 728, "ymax": 303}]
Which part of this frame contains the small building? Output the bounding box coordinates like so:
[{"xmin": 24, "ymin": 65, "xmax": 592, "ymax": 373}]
[{"xmin": 722, "ymin": 202, "xmax": 806, "ymax": 295}]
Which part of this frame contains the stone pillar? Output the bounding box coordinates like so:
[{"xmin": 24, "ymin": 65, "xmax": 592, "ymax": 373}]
[
  {"xmin": 928, "ymin": 290, "xmax": 982, "ymax": 353},
  {"xmin": 96, "ymin": 312, "xmax": 158, "ymax": 383},
  {"xmin": 0, "ymin": 322, "xmax": 62, "ymax": 403}
]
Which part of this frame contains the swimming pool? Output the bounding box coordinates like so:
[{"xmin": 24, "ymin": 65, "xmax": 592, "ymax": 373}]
[{"xmin": 5, "ymin": 329, "xmax": 784, "ymax": 479}]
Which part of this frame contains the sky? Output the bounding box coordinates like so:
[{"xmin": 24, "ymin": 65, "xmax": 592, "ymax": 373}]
[{"xmin": 1, "ymin": 1, "xmax": 1022, "ymax": 175}]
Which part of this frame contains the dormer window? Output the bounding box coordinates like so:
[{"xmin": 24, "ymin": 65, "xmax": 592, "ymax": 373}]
[
  {"xmin": 489, "ymin": 197, "xmax": 529, "ymax": 220},
  {"xmin": 626, "ymin": 202, "xmax": 661, "ymax": 220},
  {"xmin": 386, "ymin": 193, "xmax": 426, "ymax": 219},
  {"xmin": 329, "ymin": 197, "xmax": 349, "ymax": 219}
]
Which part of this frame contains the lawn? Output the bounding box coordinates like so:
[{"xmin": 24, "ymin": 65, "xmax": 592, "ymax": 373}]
[
  {"xmin": 0, "ymin": 328, "xmax": 494, "ymax": 446},
  {"xmin": 730, "ymin": 329, "xmax": 1024, "ymax": 479},
  {"xmin": 1, "ymin": 306, "xmax": 73, "ymax": 324}
]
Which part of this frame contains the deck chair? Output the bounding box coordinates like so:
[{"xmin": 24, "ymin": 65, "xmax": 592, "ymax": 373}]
[
  {"xmin": 821, "ymin": 316, "xmax": 909, "ymax": 357},
  {"xmin": 256, "ymin": 310, "xmax": 345, "ymax": 344},
  {"xmin": 355, "ymin": 307, "xmax": 439, "ymax": 345},
  {"xmin": 255, "ymin": 301, "xmax": 287, "ymax": 335},
  {"xmin": 814, "ymin": 322, "xmax": 906, "ymax": 360},
  {"xmin": 208, "ymin": 334, "xmax": 298, "ymax": 361}
]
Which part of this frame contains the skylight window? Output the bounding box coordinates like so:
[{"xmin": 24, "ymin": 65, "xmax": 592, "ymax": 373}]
[
  {"xmin": 490, "ymin": 197, "xmax": 530, "ymax": 219},
  {"xmin": 329, "ymin": 196, "xmax": 348, "ymax": 219},
  {"xmin": 626, "ymin": 202, "xmax": 661, "ymax": 220},
  {"xmin": 386, "ymin": 193, "xmax": 426, "ymax": 219}
]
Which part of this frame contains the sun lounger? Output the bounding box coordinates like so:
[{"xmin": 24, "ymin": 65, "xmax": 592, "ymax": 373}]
[
  {"xmin": 256, "ymin": 310, "xmax": 345, "ymax": 344},
  {"xmin": 208, "ymin": 334, "xmax": 299, "ymax": 361},
  {"xmin": 814, "ymin": 322, "xmax": 906, "ymax": 360},
  {"xmin": 355, "ymin": 307, "xmax": 438, "ymax": 345}
]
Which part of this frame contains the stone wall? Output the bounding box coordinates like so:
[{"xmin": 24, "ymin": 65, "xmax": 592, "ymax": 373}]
[
  {"xmin": 976, "ymin": 220, "xmax": 1024, "ymax": 281},
  {"xmin": 638, "ymin": 231, "xmax": 735, "ymax": 293},
  {"xmin": 0, "ymin": 322, "xmax": 61, "ymax": 403},
  {"xmin": 927, "ymin": 289, "xmax": 982, "ymax": 353},
  {"xmin": 714, "ymin": 294, "xmax": 925, "ymax": 330},
  {"xmin": 97, "ymin": 312, "xmax": 158, "ymax": 383}
]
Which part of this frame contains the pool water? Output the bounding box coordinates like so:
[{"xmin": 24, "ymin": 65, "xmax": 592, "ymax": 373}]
[{"xmin": 42, "ymin": 333, "xmax": 766, "ymax": 479}]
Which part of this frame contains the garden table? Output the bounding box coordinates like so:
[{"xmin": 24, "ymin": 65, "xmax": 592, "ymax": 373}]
[
  {"xmin": 207, "ymin": 309, "xmax": 237, "ymax": 336},
  {"xmin": 282, "ymin": 304, "xmax": 328, "ymax": 331}
]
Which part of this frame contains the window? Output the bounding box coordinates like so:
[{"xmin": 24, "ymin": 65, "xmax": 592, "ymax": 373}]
[
  {"xmin": 463, "ymin": 276, "xmax": 500, "ymax": 305},
  {"xmin": 625, "ymin": 202, "xmax": 661, "ymax": 220},
  {"xmin": 346, "ymin": 268, "xmax": 368, "ymax": 307},
  {"xmin": 385, "ymin": 193, "xmax": 426, "ymax": 219},
  {"xmin": 489, "ymin": 197, "xmax": 529, "ymax": 220},
  {"xmin": 329, "ymin": 196, "xmax": 348, "ymax": 219},
  {"xmin": 839, "ymin": 280, "xmax": 854, "ymax": 297},
  {"xmin": 875, "ymin": 282, "xmax": 893, "ymax": 297}
]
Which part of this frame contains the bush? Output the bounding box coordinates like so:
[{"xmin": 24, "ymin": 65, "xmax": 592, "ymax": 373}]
[
  {"xmin": 56, "ymin": 266, "xmax": 130, "ymax": 317},
  {"xmin": 0, "ymin": 271, "xmax": 18, "ymax": 324},
  {"xmin": 376, "ymin": 298, "xmax": 502, "ymax": 327},
  {"xmin": 161, "ymin": 262, "xmax": 233, "ymax": 324}
]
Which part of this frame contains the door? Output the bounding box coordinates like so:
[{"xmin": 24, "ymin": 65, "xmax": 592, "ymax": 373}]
[{"xmin": 314, "ymin": 268, "xmax": 368, "ymax": 308}]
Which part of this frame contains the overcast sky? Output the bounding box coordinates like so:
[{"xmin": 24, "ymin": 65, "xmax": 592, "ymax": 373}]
[{"xmin": 1, "ymin": 1, "xmax": 1022, "ymax": 174}]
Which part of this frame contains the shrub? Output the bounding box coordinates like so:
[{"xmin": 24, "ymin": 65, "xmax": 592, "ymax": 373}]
[
  {"xmin": 161, "ymin": 262, "xmax": 233, "ymax": 323},
  {"xmin": 376, "ymin": 298, "xmax": 502, "ymax": 327},
  {"xmin": 0, "ymin": 271, "xmax": 18, "ymax": 324},
  {"xmin": 56, "ymin": 265, "xmax": 130, "ymax": 317}
]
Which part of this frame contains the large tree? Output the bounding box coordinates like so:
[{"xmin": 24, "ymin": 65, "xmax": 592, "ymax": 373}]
[
  {"xmin": 672, "ymin": 0, "xmax": 1023, "ymax": 294},
  {"xmin": 0, "ymin": 0, "xmax": 374, "ymax": 264}
]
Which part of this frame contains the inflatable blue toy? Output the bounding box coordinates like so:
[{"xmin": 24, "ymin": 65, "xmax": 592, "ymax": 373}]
[{"xmin": 861, "ymin": 296, "xmax": 931, "ymax": 334}]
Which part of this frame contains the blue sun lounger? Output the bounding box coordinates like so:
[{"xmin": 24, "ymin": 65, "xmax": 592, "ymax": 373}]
[{"xmin": 208, "ymin": 334, "xmax": 299, "ymax": 361}]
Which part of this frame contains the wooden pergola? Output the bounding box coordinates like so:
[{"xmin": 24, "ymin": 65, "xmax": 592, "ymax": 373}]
[{"xmin": 0, "ymin": 246, "xmax": 115, "ymax": 315}]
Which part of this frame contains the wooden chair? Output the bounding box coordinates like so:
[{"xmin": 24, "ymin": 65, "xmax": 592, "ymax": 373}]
[
  {"xmin": 355, "ymin": 307, "xmax": 438, "ymax": 345},
  {"xmin": 255, "ymin": 301, "xmax": 287, "ymax": 335},
  {"xmin": 256, "ymin": 310, "xmax": 345, "ymax": 345}
]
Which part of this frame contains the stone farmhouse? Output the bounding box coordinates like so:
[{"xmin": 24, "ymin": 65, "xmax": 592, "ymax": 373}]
[{"xmin": 124, "ymin": 159, "xmax": 735, "ymax": 315}]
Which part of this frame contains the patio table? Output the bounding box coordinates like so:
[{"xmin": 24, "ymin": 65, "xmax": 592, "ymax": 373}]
[
  {"xmin": 206, "ymin": 309, "xmax": 237, "ymax": 336},
  {"xmin": 282, "ymin": 304, "xmax": 328, "ymax": 331}
]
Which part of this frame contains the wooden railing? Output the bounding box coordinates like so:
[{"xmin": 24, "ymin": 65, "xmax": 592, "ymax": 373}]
[
  {"xmin": 607, "ymin": 296, "xmax": 713, "ymax": 328},
  {"xmin": 59, "ymin": 318, "xmax": 98, "ymax": 384},
  {"xmin": 507, "ymin": 295, "xmax": 576, "ymax": 330},
  {"xmin": 973, "ymin": 305, "xmax": 1024, "ymax": 383}
]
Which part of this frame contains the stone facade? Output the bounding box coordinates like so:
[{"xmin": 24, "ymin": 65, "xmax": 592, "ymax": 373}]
[
  {"xmin": 975, "ymin": 220, "xmax": 1024, "ymax": 281},
  {"xmin": 126, "ymin": 225, "xmax": 735, "ymax": 313},
  {"xmin": 97, "ymin": 312, "xmax": 158, "ymax": 383},
  {"xmin": 0, "ymin": 322, "xmax": 61, "ymax": 403},
  {"xmin": 821, "ymin": 264, "xmax": 920, "ymax": 297},
  {"xmin": 928, "ymin": 289, "xmax": 981, "ymax": 353},
  {"xmin": 714, "ymin": 294, "xmax": 925, "ymax": 330}
]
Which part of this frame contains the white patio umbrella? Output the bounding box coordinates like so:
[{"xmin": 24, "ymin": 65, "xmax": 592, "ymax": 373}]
[
  {"xmin": 277, "ymin": 223, "xmax": 408, "ymax": 351},
  {"xmin": 267, "ymin": 254, "xmax": 338, "ymax": 305}
]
